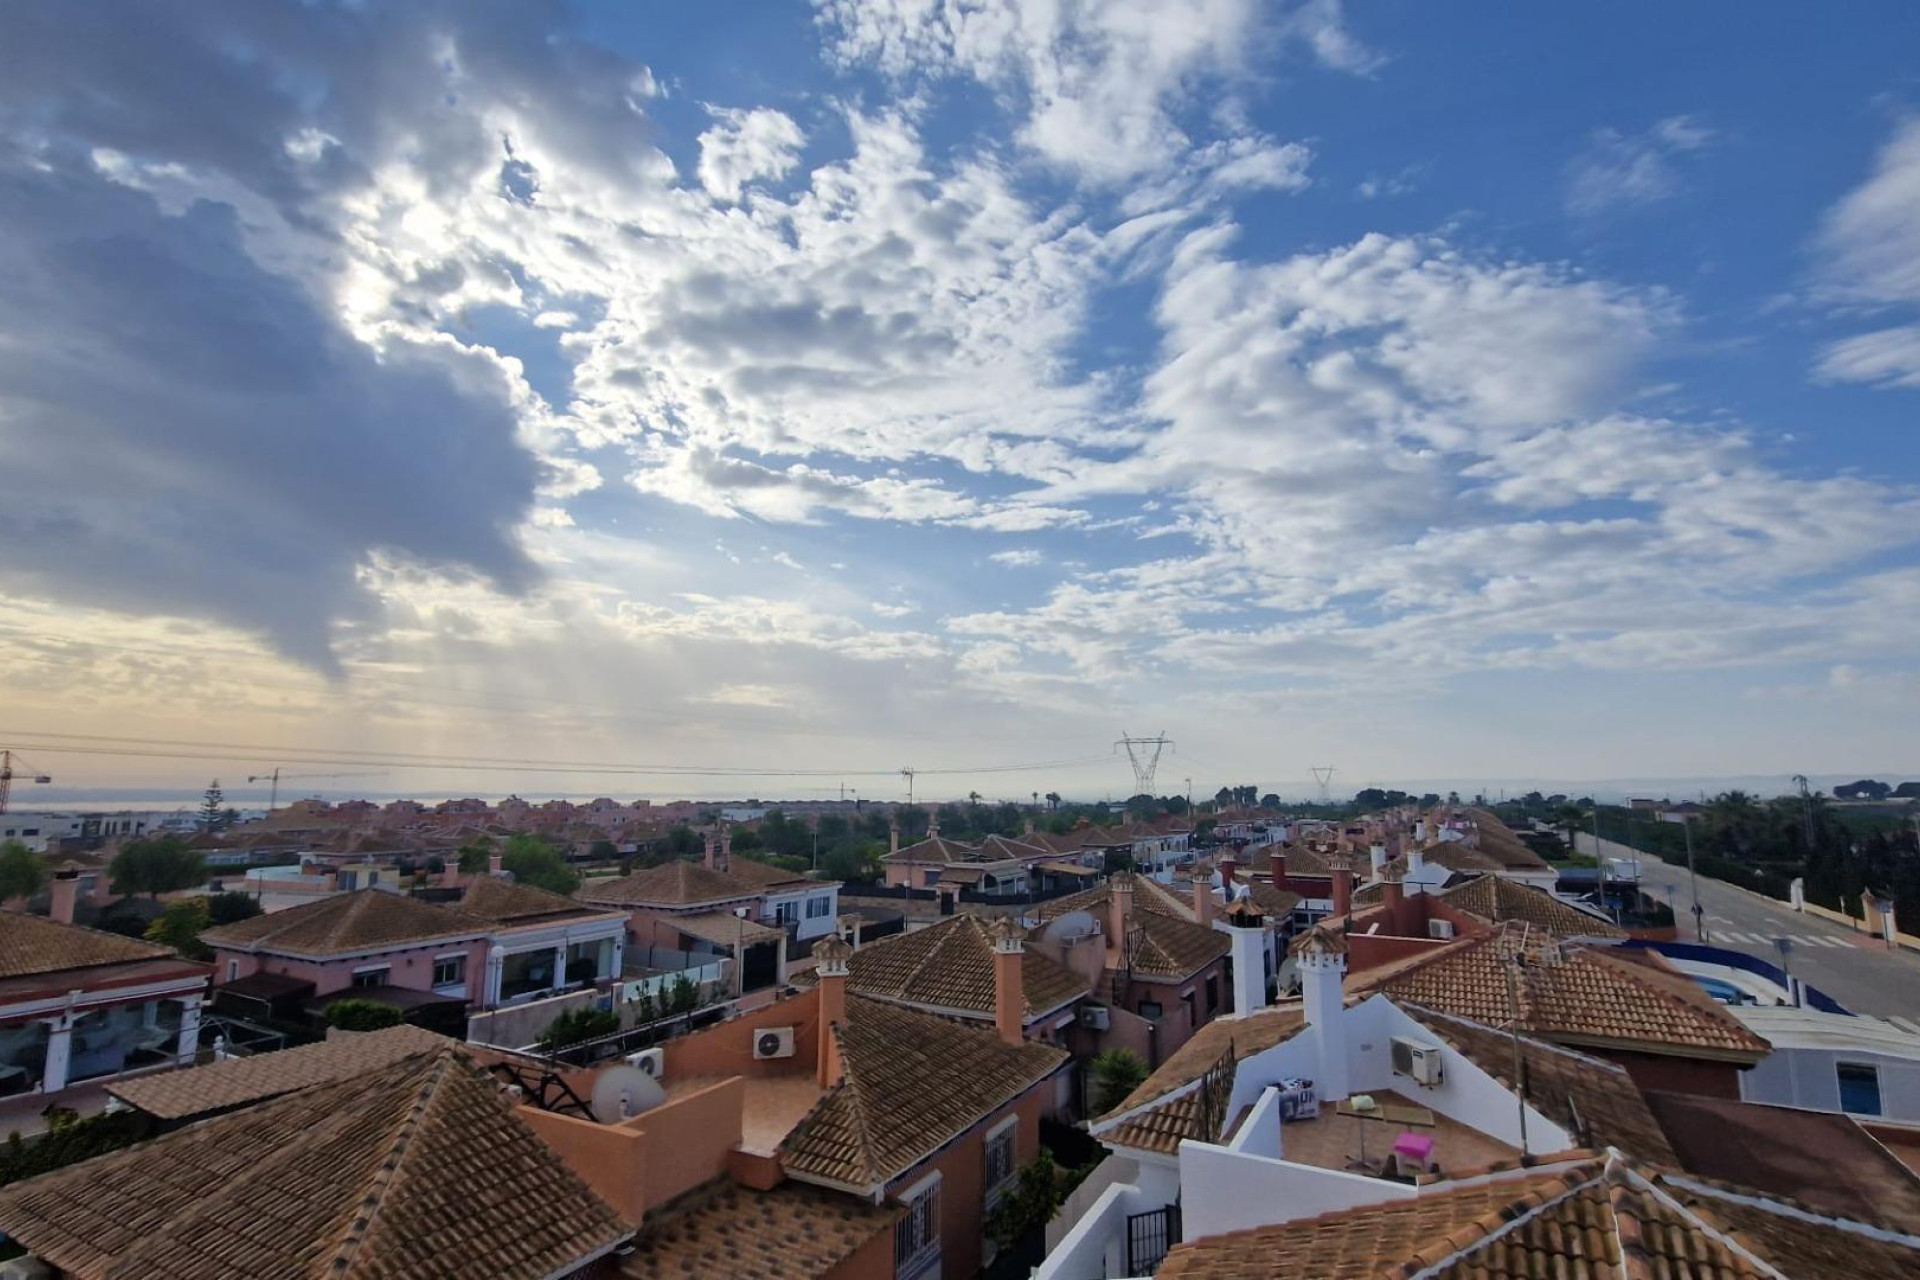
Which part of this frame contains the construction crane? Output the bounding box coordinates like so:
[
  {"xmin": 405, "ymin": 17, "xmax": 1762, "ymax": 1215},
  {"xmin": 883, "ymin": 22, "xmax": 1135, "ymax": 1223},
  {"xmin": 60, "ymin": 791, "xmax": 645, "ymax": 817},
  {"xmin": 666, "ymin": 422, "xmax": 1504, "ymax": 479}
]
[
  {"xmin": 248, "ymin": 767, "xmax": 387, "ymax": 812},
  {"xmin": 0, "ymin": 750, "xmax": 53, "ymax": 815}
]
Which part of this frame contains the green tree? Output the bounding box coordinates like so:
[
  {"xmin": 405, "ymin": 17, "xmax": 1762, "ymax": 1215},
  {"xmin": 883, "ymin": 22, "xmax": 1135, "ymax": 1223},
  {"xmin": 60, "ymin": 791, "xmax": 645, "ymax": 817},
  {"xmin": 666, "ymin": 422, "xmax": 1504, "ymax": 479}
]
[
  {"xmin": 456, "ymin": 836, "xmax": 496, "ymax": 874},
  {"xmin": 205, "ymin": 891, "xmax": 263, "ymax": 927},
  {"xmin": 1089, "ymin": 1048, "xmax": 1150, "ymax": 1115},
  {"xmin": 984, "ymin": 1149, "xmax": 1066, "ymax": 1251},
  {"xmin": 144, "ymin": 898, "xmax": 212, "ymax": 959},
  {"xmin": 588, "ymin": 839, "xmax": 618, "ymax": 862},
  {"xmin": 538, "ymin": 1006, "xmax": 619, "ymax": 1049},
  {"xmin": 110, "ymin": 836, "xmax": 206, "ymax": 898},
  {"xmin": 199, "ymin": 780, "xmax": 226, "ymax": 831},
  {"xmin": 327, "ymin": 999, "xmax": 403, "ymax": 1032},
  {"xmin": 501, "ymin": 833, "xmax": 580, "ymax": 894},
  {"xmin": 0, "ymin": 840, "xmax": 47, "ymax": 902}
]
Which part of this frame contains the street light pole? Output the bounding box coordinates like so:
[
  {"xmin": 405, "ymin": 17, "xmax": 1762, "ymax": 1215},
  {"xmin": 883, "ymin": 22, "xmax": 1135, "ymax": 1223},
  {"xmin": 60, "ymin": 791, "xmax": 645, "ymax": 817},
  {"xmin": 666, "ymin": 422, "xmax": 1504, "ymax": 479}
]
[{"xmin": 1683, "ymin": 820, "xmax": 1706, "ymax": 943}]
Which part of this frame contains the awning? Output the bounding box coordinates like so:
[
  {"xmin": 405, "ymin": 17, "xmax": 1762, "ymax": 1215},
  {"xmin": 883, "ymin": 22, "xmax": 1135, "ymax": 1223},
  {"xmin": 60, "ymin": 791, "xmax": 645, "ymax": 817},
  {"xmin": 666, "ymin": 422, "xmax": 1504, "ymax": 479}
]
[
  {"xmin": 672, "ymin": 912, "xmax": 785, "ymax": 948},
  {"xmin": 1038, "ymin": 862, "xmax": 1100, "ymax": 878}
]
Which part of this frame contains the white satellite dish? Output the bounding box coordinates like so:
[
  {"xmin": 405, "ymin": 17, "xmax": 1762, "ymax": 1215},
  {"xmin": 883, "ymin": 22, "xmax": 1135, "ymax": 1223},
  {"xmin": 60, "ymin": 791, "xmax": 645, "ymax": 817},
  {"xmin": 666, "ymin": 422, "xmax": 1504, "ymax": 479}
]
[
  {"xmin": 590, "ymin": 1065, "xmax": 665, "ymax": 1124},
  {"xmin": 1037, "ymin": 910, "xmax": 1099, "ymax": 946}
]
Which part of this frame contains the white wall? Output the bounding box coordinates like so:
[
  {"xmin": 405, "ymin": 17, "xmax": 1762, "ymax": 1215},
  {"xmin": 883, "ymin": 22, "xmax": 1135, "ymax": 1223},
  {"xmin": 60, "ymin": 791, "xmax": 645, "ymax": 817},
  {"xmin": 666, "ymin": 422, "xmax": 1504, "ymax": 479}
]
[
  {"xmin": 1742, "ymin": 1047, "xmax": 1920, "ymax": 1122},
  {"xmin": 1178, "ymin": 1141, "xmax": 1415, "ymax": 1242}
]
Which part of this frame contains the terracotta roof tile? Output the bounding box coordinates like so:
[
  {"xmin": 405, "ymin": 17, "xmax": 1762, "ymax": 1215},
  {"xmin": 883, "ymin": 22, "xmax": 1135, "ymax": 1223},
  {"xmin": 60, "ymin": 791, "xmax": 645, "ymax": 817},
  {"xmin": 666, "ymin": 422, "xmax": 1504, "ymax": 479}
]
[
  {"xmin": 1355, "ymin": 931, "xmax": 1770, "ymax": 1060},
  {"xmin": 0, "ymin": 910, "xmax": 172, "ymax": 977},
  {"xmin": 622, "ymin": 1178, "xmax": 898, "ymax": 1280},
  {"xmin": 1031, "ymin": 878, "xmax": 1227, "ymax": 978},
  {"xmin": 199, "ymin": 889, "xmax": 486, "ymax": 957},
  {"xmin": 0, "ymin": 1048, "xmax": 630, "ymax": 1279},
  {"xmin": 1436, "ymin": 874, "xmax": 1627, "ymax": 938},
  {"xmin": 802, "ymin": 914, "xmax": 1087, "ymax": 1023},
  {"xmin": 1103, "ymin": 1006, "xmax": 1307, "ymax": 1125},
  {"xmin": 458, "ymin": 875, "xmax": 608, "ymax": 924},
  {"xmin": 780, "ymin": 996, "xmax": 1067, "ymax": 1191},
  {"xmin": 722, "ymin": 858, "xmax": 817, "ymax": 890},
  {"xmin": 576, "ymin": 860, "xmax": 758, "ymax": 908},
  {"xmin": 107, "ymin": 1025, "xmax": 451, "ymax": 1121}
]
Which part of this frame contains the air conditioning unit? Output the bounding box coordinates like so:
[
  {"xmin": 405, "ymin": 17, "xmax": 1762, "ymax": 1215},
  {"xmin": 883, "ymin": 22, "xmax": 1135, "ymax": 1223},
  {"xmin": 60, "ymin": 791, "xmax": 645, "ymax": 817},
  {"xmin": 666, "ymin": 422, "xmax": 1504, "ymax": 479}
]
[
  {"xmin": 1079, "ymin": 1005, "xmax": 1111, "ymax": 1031},
  {"xmin": 1428, "ymin": 919, "xmax": 1456, "ymax": 940},
  {"xmin": 626, "ymin": 1047, "xmax": 666, "ymax": 1078},
  {"xmin": 1391, "ymin": 1036, "xmax": 1444, "ymax": 1087},
  {"xmin": 752, "ymin": 1026, "xmax": 797, "ymax": 1060}
]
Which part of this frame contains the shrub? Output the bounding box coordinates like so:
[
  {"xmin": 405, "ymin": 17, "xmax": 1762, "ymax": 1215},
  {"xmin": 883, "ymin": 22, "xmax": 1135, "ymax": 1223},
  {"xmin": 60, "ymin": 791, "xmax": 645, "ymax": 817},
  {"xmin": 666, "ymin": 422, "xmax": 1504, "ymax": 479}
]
[
  {"xmin": 1089, "ymin": 1047, "xmax": 1149, "ymax": 1115},
  {"xmin": 538, "ymin": 1006, "xmax": 619, "ymax": 1050},
  {"xmin": 326, "ymin": 999, "xmax": 403, "ymax": 1032}
]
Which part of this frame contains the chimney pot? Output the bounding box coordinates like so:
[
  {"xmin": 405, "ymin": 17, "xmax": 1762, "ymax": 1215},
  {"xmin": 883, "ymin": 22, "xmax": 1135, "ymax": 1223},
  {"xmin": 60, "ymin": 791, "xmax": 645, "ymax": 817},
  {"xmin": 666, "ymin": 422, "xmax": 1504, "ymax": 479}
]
[
  {"xmin": 989, "ymin": 918, "xmax": 1025, "ymax": 1046},
  {"xmin": 815, "ymin": 934, "xmax": 853, "ymax": 1088},
  {"xmin": 48, "ymin": 870, "xmax": 79, "ymax": 925}
]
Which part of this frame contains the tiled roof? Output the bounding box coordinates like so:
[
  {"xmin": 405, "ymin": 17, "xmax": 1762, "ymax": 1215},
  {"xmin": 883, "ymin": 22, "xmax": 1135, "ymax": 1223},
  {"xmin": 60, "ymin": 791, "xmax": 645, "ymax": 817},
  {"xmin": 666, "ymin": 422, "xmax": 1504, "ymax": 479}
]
[
  {"xmin": 200, "ymin": 889, "xmax": 483, "ymax": 956},
  {"xmin": 1029, "ymin": 878, "xmax": 1227, "ymax": 978},
  {"xmin": 880, "ymin": 835, "xmax": 978, "ymax": 864},
  {"xmin": 666, "ymin": 911, "xmax": 785, "ymax": 947},
  {"xmin": 780, "ymin": 996, "xmax": 1067, "ymax": 1192},
  {"xmin": 1466, "ymin": 808, "xmax": 1553, "ymax": 871},
  {"xmin": 576, "ymin": 860, "xmax": 757, "ymax": 907},
  {"xmin": 1097, "ymin": 1008, "xmax": 1307, "ymax": 1156},
  {"xmin": 1356, "ymin": 933, "xmax": 1770, "ymax": 1060},
  {"xmin": 1157, "ymin": 1153, "xmax": 1782, "ymax": 1279},
  {"xmin": 458, "ymin": 875, "xmax": 606, "ymax": 924},
  {"xmin": 0, "ymin": 1048, "xmax": 630, "ymax": 1279},
  {"xmin": 1381, "ymin": 841, "xmax": 1505, "ymax": 879},
  {"xmin": 0, "ymin": 910, "xmax": 171, "ymax": 978},
  {"xmin": 107, "ymin": 1025, "xmax": 450, "ymax": 1121},
  {"xmin": 812, "ymin": 914, "xmax": 1088, "ymax": 1022},
  {"xmin": 1402, "ymin": 1006, "xmax": 1675, "ymax": 1161},
  {"xmin": 1239, "ymin": 880, "xmax": 1301, "ymax": 918},
  {"xmin": 722, "ymin": 857, "xmax": 815, "ymax": 890},
  {"xmin": 1436, "ymin": 874, "xmax": 1627, "ymax": 938},
  {"xmin": 622, "ymin": 1178, "xmax": 899, "ymax": 1280}
]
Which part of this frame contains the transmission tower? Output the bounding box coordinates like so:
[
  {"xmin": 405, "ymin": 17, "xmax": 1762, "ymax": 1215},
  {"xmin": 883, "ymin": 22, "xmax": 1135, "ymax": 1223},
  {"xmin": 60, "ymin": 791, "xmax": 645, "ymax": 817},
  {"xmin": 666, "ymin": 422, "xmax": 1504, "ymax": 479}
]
[
  {"xmin": 1310, "ymin": 766, "xmax": 1337, "ymax": 805},
  {"xmin": 1115, "ymin": 732, "xmax": 1173, "ymax": 796}
]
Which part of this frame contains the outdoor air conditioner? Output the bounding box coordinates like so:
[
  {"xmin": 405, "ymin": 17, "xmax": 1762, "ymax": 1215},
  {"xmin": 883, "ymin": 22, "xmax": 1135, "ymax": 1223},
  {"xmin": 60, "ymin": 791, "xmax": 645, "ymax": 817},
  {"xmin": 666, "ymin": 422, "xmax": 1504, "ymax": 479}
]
[
  {"xmin": 1391, "ymin": 1036, "xmax": 1444, "ymax": 1087},
  {"xmin": 1428, "ymin": 919, "xmax": 1456, "ymax": 940},
  {"xmin": 626, "ymin": 1047, "xmax": 666, "ymax": 1078},
  {"xmin": 1079, "ymin": 1005, "xmax": 1111, "ymax": 1031},
  {"xmin": 752, "ymin": 1026, "xmax": 797, "ymax": 1060}
]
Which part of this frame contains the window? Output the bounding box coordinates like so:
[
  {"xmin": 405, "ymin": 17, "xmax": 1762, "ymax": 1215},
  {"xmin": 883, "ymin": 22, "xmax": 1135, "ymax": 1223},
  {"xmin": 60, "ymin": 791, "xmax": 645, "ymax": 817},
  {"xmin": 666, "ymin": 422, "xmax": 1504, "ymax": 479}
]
[
  {"xmin": 893, "ymin": 1176, "xmax": 941, "ymax": 1278},
  {"xmin": 983, "ymin": 1119, "xmax": 1017, "ymax": 1203},
  {"xmin": 351, "ymin": 967, "xmax": 390, "ymax": 990},
  {"xmin": 227, "ymin": 960, "xmax": 239, "ymax": 983},
  {"xmin": 1137, "ymin": 999, "xmax": 1163, "ymax": 1020},
  {"xmin": 1838, "ymin": 1062, "xmax": 1883, "ymax": 1116},
  {"xmin": 1205, "ymin": 975, "xmax": 1219, "ymax": 1013},
  {"xmin": 433, "ymin": 955, "xmax": 466, "ymax": 988},
  {"xmin": 773, "ymin": 900, "xmax": 799, "ymax": 925},
  {"xmin": 806, "ymin": 895, "xmax": 832, "ymax": 919}
]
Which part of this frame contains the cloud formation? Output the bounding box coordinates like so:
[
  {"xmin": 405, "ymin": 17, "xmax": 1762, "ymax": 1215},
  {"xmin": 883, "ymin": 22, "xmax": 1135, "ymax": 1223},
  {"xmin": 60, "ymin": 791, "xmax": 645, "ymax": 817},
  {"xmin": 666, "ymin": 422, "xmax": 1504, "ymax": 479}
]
[{"xmin": 1564, "ymin": 115, "xmax": 1715, "ymax": 217}]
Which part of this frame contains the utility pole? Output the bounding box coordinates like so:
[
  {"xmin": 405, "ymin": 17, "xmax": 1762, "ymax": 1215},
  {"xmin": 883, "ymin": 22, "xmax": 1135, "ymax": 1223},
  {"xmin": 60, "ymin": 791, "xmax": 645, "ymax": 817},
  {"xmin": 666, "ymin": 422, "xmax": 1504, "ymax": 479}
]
[
  {"xmin": 1504, "ymin": 954, "xmax": 1529, "ymax": 1157},
  {"xmin": 900, "ymin": 768, "xmax": 915, "ymax": 809},
  {"xmin": 1592, "ymin": 806, "xmax": 1612, "ymax": 922}
]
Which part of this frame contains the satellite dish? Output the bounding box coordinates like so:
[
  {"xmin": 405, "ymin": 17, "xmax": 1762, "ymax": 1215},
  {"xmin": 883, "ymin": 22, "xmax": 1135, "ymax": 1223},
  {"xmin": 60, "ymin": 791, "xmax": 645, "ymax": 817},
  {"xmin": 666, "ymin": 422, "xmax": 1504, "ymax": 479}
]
[
  {"xmin": 1037, "ymin": 910, "xmax": 1099, "ymax": 946},
  {"xmin": 590, "ymin": 1066, "xmax": 665, "ymax": 1124}
]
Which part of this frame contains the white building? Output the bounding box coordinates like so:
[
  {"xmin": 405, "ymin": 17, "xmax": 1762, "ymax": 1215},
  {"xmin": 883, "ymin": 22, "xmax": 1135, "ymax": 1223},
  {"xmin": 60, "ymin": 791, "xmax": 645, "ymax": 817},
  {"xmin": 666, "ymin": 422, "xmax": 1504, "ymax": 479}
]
[{"xmin": 1732, "ymin": 1004, "xmax": 1920, "ymax": 1122}]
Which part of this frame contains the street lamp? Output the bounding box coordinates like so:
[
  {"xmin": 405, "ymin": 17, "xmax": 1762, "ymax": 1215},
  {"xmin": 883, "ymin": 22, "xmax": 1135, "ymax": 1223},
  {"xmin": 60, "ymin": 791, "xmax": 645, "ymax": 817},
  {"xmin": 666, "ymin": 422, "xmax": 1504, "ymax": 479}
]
[
  {"xmin": 1774, "ymin": 937, "xmax": 1796, "ymax": 1006},
  {"xmin": 1683, "ymin": 819, "xmax": 1705, "ymax": 943}
]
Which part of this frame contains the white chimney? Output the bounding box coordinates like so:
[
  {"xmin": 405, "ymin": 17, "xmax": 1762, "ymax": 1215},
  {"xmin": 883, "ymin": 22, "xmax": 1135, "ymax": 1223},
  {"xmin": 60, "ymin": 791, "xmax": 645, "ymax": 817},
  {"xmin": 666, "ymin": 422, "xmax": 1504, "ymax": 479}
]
[
  {"xmin": 1369, "ymin": 843, "xmax": 1387, "ymax": 875},
  {"xmin": 1296, "ymin": 929, "xmax": 1350, "ymax": 1103},
  {"xmin": 1224, "ymin": 901, "xmax": 1266, "ymax": 1016}
]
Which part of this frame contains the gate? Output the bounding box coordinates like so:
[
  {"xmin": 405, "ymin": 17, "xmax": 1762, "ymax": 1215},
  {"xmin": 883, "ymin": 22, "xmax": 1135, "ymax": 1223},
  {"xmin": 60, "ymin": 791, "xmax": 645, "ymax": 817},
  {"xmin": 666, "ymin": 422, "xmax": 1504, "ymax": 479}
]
[{"xmin": 1125, "ymin": 1203, "xmax": 1181, "ymax": 1274}]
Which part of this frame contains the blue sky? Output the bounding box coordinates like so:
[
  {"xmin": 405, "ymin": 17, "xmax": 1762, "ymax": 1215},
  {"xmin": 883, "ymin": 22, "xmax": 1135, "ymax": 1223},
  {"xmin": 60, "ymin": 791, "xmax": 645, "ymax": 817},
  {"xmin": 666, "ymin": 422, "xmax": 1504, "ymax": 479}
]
[{"xmin": 2, "ymin": 1, "xmax": 1919, "ymax": 803}]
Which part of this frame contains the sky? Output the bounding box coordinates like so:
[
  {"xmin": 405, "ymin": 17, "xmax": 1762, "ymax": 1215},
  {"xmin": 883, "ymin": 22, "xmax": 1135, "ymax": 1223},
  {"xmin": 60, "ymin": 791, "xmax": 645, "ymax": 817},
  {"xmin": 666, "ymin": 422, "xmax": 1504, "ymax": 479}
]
[{"xmin": 3, "ymin": 1, "xmax": 1920, "ymax": 806}]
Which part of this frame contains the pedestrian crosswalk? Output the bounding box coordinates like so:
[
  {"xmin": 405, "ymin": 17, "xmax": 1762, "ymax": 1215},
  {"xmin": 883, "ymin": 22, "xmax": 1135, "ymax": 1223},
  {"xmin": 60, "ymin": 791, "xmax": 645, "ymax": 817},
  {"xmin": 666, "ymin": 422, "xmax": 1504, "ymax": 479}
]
[{"xmin": 1705, "ymin": 930, "xmax": 1856, "ymax": 948}]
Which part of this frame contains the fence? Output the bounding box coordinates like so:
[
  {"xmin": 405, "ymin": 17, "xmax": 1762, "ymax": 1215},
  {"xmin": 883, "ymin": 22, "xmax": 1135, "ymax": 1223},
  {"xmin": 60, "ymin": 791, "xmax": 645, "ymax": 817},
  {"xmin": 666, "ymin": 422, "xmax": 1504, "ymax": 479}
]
[{"xmin": 618, "ymin": 960, "xmax": 728, "ymax": 1004}]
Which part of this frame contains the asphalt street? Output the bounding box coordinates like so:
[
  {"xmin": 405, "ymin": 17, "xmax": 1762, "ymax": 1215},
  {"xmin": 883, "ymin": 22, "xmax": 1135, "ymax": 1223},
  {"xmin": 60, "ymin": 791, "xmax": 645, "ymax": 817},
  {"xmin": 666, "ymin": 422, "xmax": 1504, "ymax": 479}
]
[{"xmin": 1575, "ymin": 832, "xmax": 1920, "ymax": 1023}]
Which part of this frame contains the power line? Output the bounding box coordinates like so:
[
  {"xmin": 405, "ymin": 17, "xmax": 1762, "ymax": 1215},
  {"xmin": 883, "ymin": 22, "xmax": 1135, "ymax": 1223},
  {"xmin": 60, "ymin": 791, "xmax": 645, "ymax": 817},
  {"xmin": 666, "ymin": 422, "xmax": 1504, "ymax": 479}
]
[{"xmin": 0, "ymin": 729, "xmax": 1113, "ymax": 783}]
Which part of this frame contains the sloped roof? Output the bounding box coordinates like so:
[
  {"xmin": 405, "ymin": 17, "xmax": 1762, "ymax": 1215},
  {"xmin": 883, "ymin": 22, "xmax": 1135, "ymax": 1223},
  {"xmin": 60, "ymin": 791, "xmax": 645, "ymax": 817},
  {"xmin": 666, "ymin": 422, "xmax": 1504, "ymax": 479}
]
[
  {"xmin": 1380, "ymin": 840, "xmax": 1506, "ymax": 879},
  {"xmin": 1437, "ymin": 874, "xmax": 1627, "ymax": 938},
  {"xmin": 622, "ymin": 1178, "xmax": 899, "ymax": 1280},
  {"xmin": 575, "ymin": 859, "xmax": 757, "ymax": 908},
  {"xmin": 1030, "ymin": 877, "xmax": 1228, "ymax": 978},
  {"xmin": 1159, "ymin": 1149, "xmax": 1920, "ymax": 1279},
  {"xmin": 1402, "ymin": 1006, "xmax": 1675, "ymax": 1161},
  {"xmin": 0, "ymin": 1048, "xmax": 630, "ymax": 1279},
  {"xmin": 812, "ymin": 915, "xmax": 1088, "ymax": 1023},
  {"xmin": 780, "ymin": 996, "xmax": 1067, "ymax": 1192},
  {"xmin": 107, "ymin": 1025, "xmax": 450, "ymax": 1121},
  {"xmin": 458, "ymin": 875, "xmax": 607, "ymax": 924},
  {"xmin": 0, "ymin": 910, "xmax": 172, "ymax": 978},
  {"xmin": 1466, "ymin": 808, "xmax": 1554, "ymax": 871},
  {"xmin": 880, "ymin": 835, "xmax": 978, "ymax": 864},
  {"xmin": 723, "ymin": 857, "xmax": 816, "ymax": 890},
  {"xmin": 668, "ymin": 912, "xmax": 785, "ymax": 947},
  {"xmin": 1096, "ymin": 1007, "xmax": 1307, "ymax": 1155},
  {"xmin": 200, "ymin": 889, "xmax": 483, "ymax": 956},
  {"xmin": 1356, "ymin": 933, "xmax": 1770, "ymax": 1060}
]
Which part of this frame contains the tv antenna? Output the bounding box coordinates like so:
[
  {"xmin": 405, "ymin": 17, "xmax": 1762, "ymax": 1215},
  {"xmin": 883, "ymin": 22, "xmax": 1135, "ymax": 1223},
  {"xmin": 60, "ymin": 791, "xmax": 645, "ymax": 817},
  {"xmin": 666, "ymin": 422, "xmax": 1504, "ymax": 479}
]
[
  {"xmin": 1310, "ymin": 766, "xmax": 1337, "ymax": 805},
  {"xmin": 1115, "ymin": 733, "xmax": 1172, "ymax": 796}
]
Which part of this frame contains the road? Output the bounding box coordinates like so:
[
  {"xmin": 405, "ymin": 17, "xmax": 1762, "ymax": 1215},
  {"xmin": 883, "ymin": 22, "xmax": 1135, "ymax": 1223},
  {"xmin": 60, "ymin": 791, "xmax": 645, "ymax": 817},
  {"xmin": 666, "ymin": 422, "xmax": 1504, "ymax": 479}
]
[{"xmin": 1575, "ymin": 832, "xmax": 1920, "ymax": 1024}]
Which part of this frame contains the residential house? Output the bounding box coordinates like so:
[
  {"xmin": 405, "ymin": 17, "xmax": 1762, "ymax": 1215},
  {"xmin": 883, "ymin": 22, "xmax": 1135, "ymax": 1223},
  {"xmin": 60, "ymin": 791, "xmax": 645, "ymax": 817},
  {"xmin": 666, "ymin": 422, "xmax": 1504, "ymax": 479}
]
[
  {"xmin": 0, "ymin": 899, "xmax": 209, "ymax": 1100},
  {"xmin": 0, "ymin": 1047, "xmax": 632, "ymax": 1278},
  {"xmin": 1728, "ymin": 1001, "xmax": 1920, "ymax": 1121},
  {"xmin": 576, "ymin": 857, "xmax": 788, "ymax": 995},
  {"xmin": 1337, "ymin": 869, "xmax": 1626, "ymax": 977}
]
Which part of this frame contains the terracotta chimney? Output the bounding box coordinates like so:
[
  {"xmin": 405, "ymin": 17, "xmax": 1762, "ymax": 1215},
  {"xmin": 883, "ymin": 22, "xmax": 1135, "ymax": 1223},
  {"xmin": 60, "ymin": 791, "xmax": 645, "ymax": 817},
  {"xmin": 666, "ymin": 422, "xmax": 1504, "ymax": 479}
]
[
  {"xmin": 487, "ymin": 851, "xmax": 503, "ymax": 878},
  {"xmin": 814, "ymin": 933, "xmax": 852, "ymax": 1088},
  {"xmin": 1220, "ymin": 854, "xmax": 1237, "ymax": 893},
  {"xmin": 1382, "ymin": 864, "xmax": 1404, "ymax": 912},
  {"xmin": 1192, "ymin": 873, "xmax": 1214, "ymax": 926},
  {"xmin": 1332, "ymin": 859, "xmax": 1354, "ymax": 918},
  {"xmin": 1107, "ymin": 873, "xmax": 1133, "ymax": 967},
  {"xmin": 48, "ymin": 869, "xmax": 79, "ymax": 925},
  {"xmin": 1269, "ymin": 845, "xmax": 1287, "ymax": 884},
  {"xmin": 889, "ymin": 820, "xmax": 900, "ymax": 855},
  {"xmin": 718, "ymin": 825, "xmax": 732, "ymax": 874},
  {"xmin": 989, "ymin": 918, "xmax": 1026, "ymax": 1047},
  {"xmin": 928, "ymin": 813, "xmax": 940, "ymax": 839},
  {"xmin": 703, "ymin": 830, "xmax": 718, "ymax": 871}
]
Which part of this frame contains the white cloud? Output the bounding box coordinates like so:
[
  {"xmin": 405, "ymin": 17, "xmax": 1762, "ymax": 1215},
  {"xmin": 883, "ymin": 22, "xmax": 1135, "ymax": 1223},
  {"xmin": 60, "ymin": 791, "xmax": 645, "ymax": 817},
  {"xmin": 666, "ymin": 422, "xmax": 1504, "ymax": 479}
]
[
  {"xmin": 1564, "ymin": 115, "xmax": 1715, "ymax": 217},
  {"xmin": 697, "ymin": 106, "xmax": 806, "ymax": 202},
  {"xmin": 1815, "ymin": 324, "xmax": 1920, "ymax": 389},
  {"xmin": 1813, "ymin": 119, "xmax": 1920, "ymax": 390},
  {"xmin": 989, "ymin": 549, "xmax": 1044, "ymax": 566}
]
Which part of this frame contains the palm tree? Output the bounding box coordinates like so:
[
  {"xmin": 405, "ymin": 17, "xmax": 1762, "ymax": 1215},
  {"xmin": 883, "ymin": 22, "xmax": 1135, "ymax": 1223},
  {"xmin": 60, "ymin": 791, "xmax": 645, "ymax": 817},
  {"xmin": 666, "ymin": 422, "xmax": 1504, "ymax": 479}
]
[
  {"xmin": 1045, "ymin": 791, "xmax": 1061, "ymax": 811},
  {"xmin": 968, "ymin": 790, "xmax": 982, "ymax": 807}
]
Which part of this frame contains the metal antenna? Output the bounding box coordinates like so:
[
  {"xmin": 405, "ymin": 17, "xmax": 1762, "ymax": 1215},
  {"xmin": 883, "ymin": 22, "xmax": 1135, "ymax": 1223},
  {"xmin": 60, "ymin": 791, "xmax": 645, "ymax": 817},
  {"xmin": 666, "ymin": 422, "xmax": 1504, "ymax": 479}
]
[{"xmin": 1114, "ymin": 732, "xmax": 1172, "ymax": 796}]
